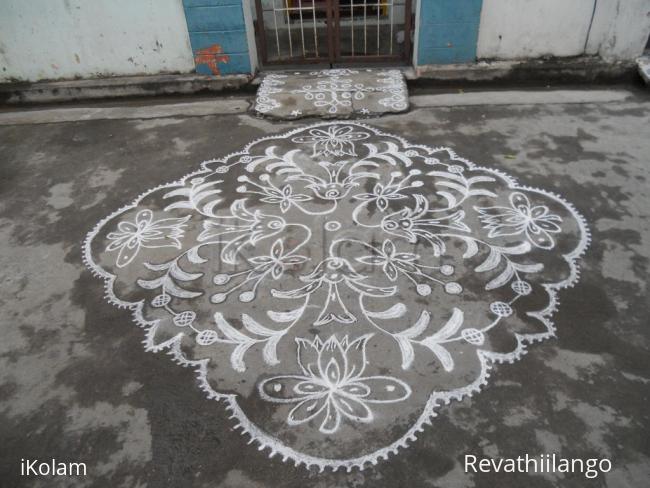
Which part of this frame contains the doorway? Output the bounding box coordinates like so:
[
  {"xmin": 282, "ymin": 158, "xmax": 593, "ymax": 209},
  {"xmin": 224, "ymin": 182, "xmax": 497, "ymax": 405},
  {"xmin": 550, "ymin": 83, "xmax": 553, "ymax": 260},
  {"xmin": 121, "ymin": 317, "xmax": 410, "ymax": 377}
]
[{"xmin": 253, "ymin": 0, "xmax": 413, "ymax": 67}]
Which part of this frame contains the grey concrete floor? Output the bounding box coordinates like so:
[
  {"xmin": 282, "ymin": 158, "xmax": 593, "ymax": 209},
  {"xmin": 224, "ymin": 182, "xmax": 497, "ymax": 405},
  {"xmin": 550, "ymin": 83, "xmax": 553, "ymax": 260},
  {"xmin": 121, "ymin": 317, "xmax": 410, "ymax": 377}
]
[{"xmin": 1, "ymin": 87, "xmax": 649, "ymax": 487}]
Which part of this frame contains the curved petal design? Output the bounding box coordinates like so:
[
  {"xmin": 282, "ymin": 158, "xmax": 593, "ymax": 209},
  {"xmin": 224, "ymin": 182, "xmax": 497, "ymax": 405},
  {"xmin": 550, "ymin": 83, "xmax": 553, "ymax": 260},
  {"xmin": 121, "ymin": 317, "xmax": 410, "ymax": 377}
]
[{"xmin": 83, "ymin": 122, "xmax": 589, "ymax": 471}]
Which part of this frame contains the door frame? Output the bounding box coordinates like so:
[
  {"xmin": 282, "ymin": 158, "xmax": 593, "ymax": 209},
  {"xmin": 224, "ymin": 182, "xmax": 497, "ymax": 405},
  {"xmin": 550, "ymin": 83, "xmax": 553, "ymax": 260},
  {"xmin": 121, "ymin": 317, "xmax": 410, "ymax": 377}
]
[{"xmin": 253, "ymin": 0, "xmax": 413, "ymax": 67}]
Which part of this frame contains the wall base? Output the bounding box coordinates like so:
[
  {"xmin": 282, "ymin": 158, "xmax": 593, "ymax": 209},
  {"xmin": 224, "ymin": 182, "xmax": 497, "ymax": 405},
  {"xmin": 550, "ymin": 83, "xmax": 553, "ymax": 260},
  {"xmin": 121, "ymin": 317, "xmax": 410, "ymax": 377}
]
[
  {"xmin": 1, "ymin": 56, "xmax": 642, "ymax": 105},
  {"xmin": 414, "ymin": 56, "xmax": 637, "ymax": 85},
  {"xmin": 0, "ymin": 74, "xmax": 252, "ymax": 105}
]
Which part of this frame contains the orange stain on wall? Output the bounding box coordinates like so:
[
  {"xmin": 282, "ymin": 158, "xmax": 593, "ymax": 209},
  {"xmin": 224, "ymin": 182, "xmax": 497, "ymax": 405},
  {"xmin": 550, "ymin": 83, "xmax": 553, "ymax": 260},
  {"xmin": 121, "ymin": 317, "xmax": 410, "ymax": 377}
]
[{"xmin": 194, "ymin": 44, "xmax": 230, "ymax": 75}]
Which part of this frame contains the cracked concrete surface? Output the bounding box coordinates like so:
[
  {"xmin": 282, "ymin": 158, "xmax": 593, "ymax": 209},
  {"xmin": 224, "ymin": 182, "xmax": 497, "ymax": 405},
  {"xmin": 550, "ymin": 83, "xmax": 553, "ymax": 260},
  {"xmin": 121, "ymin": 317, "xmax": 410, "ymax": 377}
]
[{"xmin": 1, "ymin": 88, "xmax": 649, "ymax": 487}]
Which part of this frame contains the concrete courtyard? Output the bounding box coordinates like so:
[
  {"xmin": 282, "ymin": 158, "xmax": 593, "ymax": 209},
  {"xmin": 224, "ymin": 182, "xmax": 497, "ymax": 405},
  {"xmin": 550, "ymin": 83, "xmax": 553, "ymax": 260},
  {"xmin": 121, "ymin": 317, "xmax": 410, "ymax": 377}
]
[{"xmin": 0, "ymin": 86, "xmax": 649, "ymax": 487}]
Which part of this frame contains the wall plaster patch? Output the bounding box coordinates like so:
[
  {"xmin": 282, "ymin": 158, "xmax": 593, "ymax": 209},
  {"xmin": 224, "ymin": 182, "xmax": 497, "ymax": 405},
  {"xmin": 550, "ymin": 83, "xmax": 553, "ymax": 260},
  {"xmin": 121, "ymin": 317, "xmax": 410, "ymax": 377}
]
[{"xmin": 83, "ymin": 122, "xmax": 590, "ymax": 471}]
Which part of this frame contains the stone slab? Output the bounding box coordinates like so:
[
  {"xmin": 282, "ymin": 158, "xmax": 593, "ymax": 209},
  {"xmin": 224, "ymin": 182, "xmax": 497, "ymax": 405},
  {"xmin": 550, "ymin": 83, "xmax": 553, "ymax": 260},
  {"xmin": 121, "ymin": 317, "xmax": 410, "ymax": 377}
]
[{"xmin": 253, "ymin": 68, "xmax": 409, "ymax": 119}]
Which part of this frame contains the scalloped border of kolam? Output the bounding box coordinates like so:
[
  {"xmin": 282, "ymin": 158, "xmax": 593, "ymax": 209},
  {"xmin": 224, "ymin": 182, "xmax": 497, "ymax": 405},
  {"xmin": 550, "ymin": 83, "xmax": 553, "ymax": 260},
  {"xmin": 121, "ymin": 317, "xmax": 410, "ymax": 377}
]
[{"xmin": 82, "ymin": 121, "xmax": 591, "ymax": 472}]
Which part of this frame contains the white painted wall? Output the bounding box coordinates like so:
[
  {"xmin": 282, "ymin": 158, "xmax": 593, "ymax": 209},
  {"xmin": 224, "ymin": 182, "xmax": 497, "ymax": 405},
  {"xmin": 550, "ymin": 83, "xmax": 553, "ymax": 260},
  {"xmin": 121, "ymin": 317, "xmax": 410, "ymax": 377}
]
[
  {"xmin": 477, "ymin": 0, "xmax": 650, "ymax": 61},
  {"xmin": 242, "ymin": 0, "xmax": 259, "ymax": 72},
  {"xmin": 0, "ymin": 0, "xmax": 195, "ymax": 82},
  {"xmin": 586, "ymin": 0, "xmax": 650, "ymax": 61}
]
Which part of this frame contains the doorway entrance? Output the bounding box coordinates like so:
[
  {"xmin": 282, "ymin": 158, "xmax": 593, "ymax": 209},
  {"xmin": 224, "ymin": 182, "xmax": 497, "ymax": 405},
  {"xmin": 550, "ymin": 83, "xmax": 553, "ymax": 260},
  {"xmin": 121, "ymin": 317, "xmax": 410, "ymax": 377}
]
[{"xmin": 253, "ymin": 0, "xmax": 413, "ymax": 67}]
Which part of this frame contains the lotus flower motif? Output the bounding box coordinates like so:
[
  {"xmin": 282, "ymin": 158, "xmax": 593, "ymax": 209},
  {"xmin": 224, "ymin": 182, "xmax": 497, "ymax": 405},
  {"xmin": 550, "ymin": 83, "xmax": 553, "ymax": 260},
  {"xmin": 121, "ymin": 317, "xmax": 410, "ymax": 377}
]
[
  {"xmin": 105, "ymin": 209, "xmax": 190, "ymax": 268},
  {"xmin": 475, "ymin": 192, "xmax": 563, "ymax": 249},
  {"xmin": 292, "ymin": 126, "xmax": 369, "ymax": 157},
  {"xmin": 259, "ymin": 335, "xmax": 411, "ymax": 434}
]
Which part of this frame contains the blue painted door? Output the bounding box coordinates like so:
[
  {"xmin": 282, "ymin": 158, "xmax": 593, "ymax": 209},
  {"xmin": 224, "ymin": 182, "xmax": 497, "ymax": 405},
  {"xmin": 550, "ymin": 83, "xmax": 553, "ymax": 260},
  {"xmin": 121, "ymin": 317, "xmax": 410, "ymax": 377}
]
[
  {"xmin": 417, "ymin": 0, "xmax": 483, "ymax": 65},
  {"xmin": 182, "ymin": 0, "xmax": 252, "ymax": 75}
]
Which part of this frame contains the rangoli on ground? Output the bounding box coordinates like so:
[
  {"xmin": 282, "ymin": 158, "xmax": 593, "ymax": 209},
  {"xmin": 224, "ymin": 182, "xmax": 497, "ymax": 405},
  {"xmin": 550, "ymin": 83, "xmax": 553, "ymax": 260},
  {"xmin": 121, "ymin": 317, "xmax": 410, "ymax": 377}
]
[
  {"xmin": 83, "ymin": 122, "xmax": 589, "ymax": 471},
  {"xmin": 254, "ymin": 69, "xmax": 408, "ymax": 119}
]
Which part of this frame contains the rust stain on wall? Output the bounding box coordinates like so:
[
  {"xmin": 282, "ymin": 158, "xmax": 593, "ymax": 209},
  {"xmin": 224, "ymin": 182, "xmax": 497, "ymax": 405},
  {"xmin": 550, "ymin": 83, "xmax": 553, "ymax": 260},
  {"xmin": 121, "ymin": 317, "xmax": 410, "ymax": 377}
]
[{"xmin": 193, "ymin": 44, "xmax": 229, "ymax": 75}]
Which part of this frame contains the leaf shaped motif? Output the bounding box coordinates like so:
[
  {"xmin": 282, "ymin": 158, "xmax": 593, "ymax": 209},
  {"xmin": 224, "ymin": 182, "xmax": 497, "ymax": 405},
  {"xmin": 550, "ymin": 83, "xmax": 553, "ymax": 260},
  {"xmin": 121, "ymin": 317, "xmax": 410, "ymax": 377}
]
[
  {"xmin": 162, "ymin": 278, "xmax": 202, "ymax": 299},
  {"xmin": 143, "ymin": 261, "xmax": 173, "ymax": 272},
  {"xmin": 435, "ymin": 181, "xmax": 467, "ymax": 194},
  {"xmin": 394, "ymin": 311, "xmax": 430, "ymax": 369},
  {"xmin": 262, "ymin": 336, "xmax": 283, "ymax": 365},
  {"xmin": 136, "ymin": 276, "xmax": 166, "ymax": 290},
  {"xmin": 485, "ymin": 265, "xmax": 515, "ymax": 290},
  {"xmin": 461, "ymin": 237, "xmax": 479, "ymax": 259},
  {"xmin": 418, "ymin": 309, "xmax": 464, "ymax": 372},
  {"xmin": 513, "ymin": 263, "xmax": 544, "ymax": 273},
  {"xmin": 475, "ymin": 242, "xmax": 543, "ymax": 290},
  {"xmin": 436, "ymin": 191, "xmax": 458, "ymax": 208},
  {"xmin": 242, "ymin": 314, "xmax": 279, "ymax": 336},
  {"xmin": 242, "ymin": 315, "xmax": 284, "ymax": 365},
  {"xmin": 265, "ymin": 149, "xmax": 303, "ymax": 174},
  {"xmin": 138, "ymin": 259, "xmax": 202, "ymax": 298},
  {"xmin": 163, "ymin": 179, "xmax": 223, "ymax": 216},
  {"xmin": 214, "ymin": 312, "xmax": 252, "ymax": 343},
  {"xmin": 427, "ymin": 170, "xmax": 466, "ymax": 183},
  {"xmin": 397, "ymin": 311, "xmax": 431, "ymax": 340},
  {"xmin": 384, "ymin": 142, "xmax": 414, "ymax": 166},
  {"xmin": 420, "ymin": 342, "xmax": 454, "ymax": 372},
  {"xmin": 163, "ymin": 187, "xmax": 192, "ymax": 199},
  {"xmin": 169, "ymin": 262, "xmax": 203, "ymax": 282},
  {"xmin": 186, "ymin": 246, "xmax": 207, "ymax": 264},
  {"xmin": 395, "ymin": 337, "xmax": 415, "ymax": 371},
  {"xmin": 475, "ymin": 242, "xmax": 532, "ymax": 273},
  {"xmin": 267, "ymin": 307, "xmax": 305, "ymax": 323},
  {"xmin": 429, "ymin": 171, "xmax": 498, "ymax": 208},
  {"xmin": 244, "ymin": 146, "xmax": 281, "ymax": 172},
  {"xmin": 162, "ymin": 201, "xmax": 195, "ymax": 212},
  {"xmin": 211, "ymin": 313, "xmax": 290, "ymax": 370},
  {"xmin": 497, "ymin": 242, "xmax": 532, "ymax": 255},
  {"xmin": 362, "ymin": 144, "xmax": 397, "ymax": 166},
  {"xmin": 466, "ymin": 176, "xmax": 497, "ymax": 198},
  {"xmin": 428, "ymin": 308, "xmax": 464, "ymax": 342},
  {"xmin": 466, "ymin": 176, "xmax": 496, "ymax": 185},
  {"xmin": 475, "ymin": 247, "xmax": 502, "ymax": 273},
  {"xmin": 213, "ymin": 313, "xmax": 256, "ymax": 372},
  {"xmin": 365, "ymin": 303, "xmax": 407, "ymax": 320},
  {"xmin": 360, "ymin": 142, "xmax": 413, "ymax": 167},
  {"xmin": 468, "ymin": 189, "xmax": 498, "ymax": 198},
  {"xmin": 231, "ymin": 343, "xmax": 253, "ymax": 373}
]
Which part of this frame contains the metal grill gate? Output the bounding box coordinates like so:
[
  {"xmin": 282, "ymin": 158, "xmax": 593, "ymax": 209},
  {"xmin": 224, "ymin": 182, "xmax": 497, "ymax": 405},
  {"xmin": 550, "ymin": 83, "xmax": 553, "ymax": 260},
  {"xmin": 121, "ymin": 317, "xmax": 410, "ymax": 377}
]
[{"xmin": 253, "ymin": 0, "xmax": 413, "ymax": 66}]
